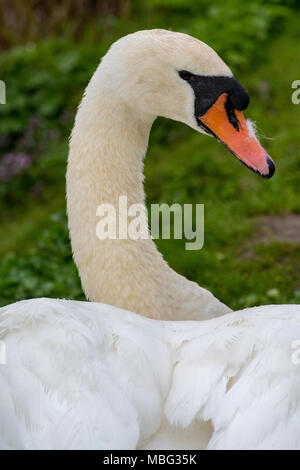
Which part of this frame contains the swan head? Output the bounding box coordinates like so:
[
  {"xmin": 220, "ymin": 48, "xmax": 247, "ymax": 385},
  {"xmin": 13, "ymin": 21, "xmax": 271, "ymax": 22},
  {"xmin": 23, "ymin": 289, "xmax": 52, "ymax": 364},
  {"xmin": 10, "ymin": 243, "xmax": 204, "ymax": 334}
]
[{"xmin": 97, "ymin": 29, "xmax": 275, "ymax": 179}]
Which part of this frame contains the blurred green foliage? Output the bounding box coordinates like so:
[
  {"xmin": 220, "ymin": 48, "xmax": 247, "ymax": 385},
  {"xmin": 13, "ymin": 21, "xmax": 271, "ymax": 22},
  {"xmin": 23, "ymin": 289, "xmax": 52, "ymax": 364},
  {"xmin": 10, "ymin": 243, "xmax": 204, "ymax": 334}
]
[
  {"xmin": 147, "ymin": 0, "xmax": 293, "ymax": 67},
  {"xmin": 0, "ymin": 0, "xmax": 293, "ymax": 205},
  {"xmin": 0, "ymin": 0, "xmax": 300, "ymax": 309},
  {"xmin": 0, "ymin": 212, "xmax": 83, "ymax": 306}
]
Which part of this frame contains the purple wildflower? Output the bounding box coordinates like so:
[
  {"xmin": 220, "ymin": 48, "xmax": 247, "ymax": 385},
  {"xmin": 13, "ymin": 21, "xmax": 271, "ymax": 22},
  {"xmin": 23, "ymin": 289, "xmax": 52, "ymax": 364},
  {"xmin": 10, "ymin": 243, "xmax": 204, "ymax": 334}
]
[{"xmin": 0, "ymin": 152, "xmax": 32, "ymax": 181}]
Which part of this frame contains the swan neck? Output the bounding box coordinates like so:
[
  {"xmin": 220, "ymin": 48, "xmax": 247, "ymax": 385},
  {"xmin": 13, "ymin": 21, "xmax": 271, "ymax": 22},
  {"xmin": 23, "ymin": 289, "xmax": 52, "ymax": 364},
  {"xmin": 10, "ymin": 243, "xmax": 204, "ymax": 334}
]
[
  {"xmin": 67, "ymin": 81, "xmax": 173, "ymax": 318},
  {"xmin": 67, "ymin": 70, "xmax": 230, "ymax": 321}
]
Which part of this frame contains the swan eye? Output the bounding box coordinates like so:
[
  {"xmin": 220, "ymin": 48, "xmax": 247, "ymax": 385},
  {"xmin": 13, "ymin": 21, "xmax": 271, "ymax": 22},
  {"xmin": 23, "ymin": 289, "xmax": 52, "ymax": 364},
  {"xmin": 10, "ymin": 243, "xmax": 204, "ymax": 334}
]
[{"xmin": 178, "ymin": 70, "xmax": 194, "ymax": 81}]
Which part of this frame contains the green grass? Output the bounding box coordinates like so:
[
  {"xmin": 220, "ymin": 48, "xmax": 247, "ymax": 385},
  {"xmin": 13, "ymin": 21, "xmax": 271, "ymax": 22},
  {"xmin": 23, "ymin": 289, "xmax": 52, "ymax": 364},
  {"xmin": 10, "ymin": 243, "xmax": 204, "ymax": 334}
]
[{"xmin": 0, "ymin": 15, "xmax": 300, "ymax": 309}]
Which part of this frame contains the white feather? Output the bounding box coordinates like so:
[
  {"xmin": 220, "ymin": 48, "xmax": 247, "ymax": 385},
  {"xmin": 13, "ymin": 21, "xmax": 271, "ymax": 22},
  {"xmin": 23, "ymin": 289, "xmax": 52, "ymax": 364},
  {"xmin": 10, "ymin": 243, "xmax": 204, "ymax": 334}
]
[{"xmin": 1, "ymin": 299, "xmax": 300, "ymax": 450}]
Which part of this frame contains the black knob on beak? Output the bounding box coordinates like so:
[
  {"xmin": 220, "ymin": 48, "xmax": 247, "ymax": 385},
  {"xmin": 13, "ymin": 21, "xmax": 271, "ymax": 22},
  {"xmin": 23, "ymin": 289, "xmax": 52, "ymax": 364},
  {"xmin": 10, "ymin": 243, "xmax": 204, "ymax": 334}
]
[{"xmin": 228, "ymin": 83, "xmax": 249, "ymax": 111}]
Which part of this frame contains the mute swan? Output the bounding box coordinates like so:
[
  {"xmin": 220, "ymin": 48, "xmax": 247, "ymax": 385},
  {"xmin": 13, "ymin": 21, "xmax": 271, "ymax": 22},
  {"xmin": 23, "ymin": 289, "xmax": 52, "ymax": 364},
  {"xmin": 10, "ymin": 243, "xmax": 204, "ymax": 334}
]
[{"xmin": 0, "ymin": 30, "xmax": 299, "ymax": 450}]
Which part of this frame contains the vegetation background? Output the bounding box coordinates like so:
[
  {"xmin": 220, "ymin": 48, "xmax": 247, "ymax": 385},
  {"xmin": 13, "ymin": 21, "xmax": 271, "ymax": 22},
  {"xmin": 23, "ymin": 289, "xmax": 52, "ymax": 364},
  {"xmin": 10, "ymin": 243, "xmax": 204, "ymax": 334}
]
[{"xmin": 0, "ymin": 0, "xmax": 299, "ymax": 309}]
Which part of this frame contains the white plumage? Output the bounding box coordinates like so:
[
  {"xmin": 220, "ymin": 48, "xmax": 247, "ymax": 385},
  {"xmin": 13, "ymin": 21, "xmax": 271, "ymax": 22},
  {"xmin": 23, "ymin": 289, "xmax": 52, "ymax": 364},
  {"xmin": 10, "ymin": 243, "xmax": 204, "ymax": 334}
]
[
  {"xmin": 1, "ymin": 299, "xmax": 300, "ymax": 449},
  {"xmin": 1, "ymin": 30, "xmax": 299, "ymax": 450}
]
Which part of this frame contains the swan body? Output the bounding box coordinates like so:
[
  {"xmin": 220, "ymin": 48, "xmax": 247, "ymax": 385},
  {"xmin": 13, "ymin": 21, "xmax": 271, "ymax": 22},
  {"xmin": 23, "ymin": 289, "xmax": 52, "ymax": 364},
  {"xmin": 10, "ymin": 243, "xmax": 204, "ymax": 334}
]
[
  {"xmin": 1, "ymin": 298, "xmax": 300, "ymax": 450},
  {"xmin": 0, "ymin": 30, "xmax": 299, "ymax": 449}
]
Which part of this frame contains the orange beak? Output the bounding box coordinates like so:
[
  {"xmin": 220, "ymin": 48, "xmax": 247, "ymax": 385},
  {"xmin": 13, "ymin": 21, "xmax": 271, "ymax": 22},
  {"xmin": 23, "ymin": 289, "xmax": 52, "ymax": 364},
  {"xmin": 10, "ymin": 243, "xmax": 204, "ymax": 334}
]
[{"xmin": 199, "ymin": 93, "xmax": 275, "ymax": 179}]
